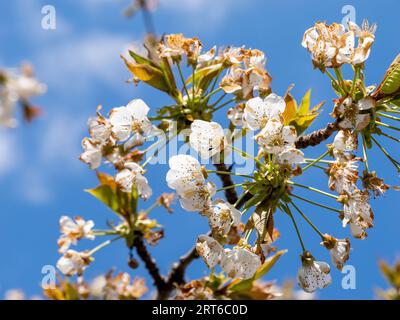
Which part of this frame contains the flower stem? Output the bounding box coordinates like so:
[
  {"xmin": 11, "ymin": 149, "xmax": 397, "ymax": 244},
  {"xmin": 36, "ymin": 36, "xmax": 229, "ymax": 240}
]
[
  {"xmin": 361, "ymin": 133, "xmax": 370, "ymax": 172},
  {"xmin": 213, "ymin": 98, "xmax": 236, "ymax": 112},
  {"xmin": 88, "ymin": 236, "xmax": 123, "ymax": 256},
  {"xmin": 376, "ymin": 121, "xmax": 400, "ymax": 132},
  {"xmin": 216, "ymin": 183, "xmax": 243, "ymax": 192},
  {"xmin": 380, "ymin": 130, "xmax": 400, "ymax": 143},
  {"xmin": 201, "ymin": 87, "xmax": 222, "ymax": 103},
  {"xmin": 288, "ymin": 181, "xmax": 338, "ymax": 199},
  {"xmin": 290, "ymin": 200, "xmax": 325, "ymax": 239},
  {"xmin": 377, "ymin": 112, "xmax": 400, "ymax": 122},
  {"xmin": 350, "ymin": 66, "xmax": 359, "ymax": 99},
  {"xmin": 290, "ymin": 194, "xmax": 342, "ymax": 213},
  {"xmin": 206, "ymin": 170, "xmax": 254, "ymax": 180},
  {"xmin": 302, "ymin": 150, "xmax": 329, "ymax": 172},
  {"xmin": 176, "ymin": 62, "xmax": 190, "ymax": 100},
  {"xmin": 371, "ymin": 135, "xmax": 400, "ymax": 171},
  {"xmin": 326, "ymin": 69, "xmax": 345, "ymax": 96},
  {"xmin": 282, "ymin": 203, "xmax": 306, "ymax": 253},
  {"xmin": 229, "ymin": 145, "xmax": 266, "ymax": 168}
]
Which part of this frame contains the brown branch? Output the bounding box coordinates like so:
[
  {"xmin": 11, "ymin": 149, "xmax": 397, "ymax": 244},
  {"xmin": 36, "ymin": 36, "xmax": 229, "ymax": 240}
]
[
  {"xmin": 133, "ymin": 234, "xmax": 169, "ymax": 299},
  {"xmin": 295, "ymin": 120, "xmax": 339, "ymax": 149},
  {"xmin": 213, "ymin": 163, "xmax": 238, "ymax": 204}
]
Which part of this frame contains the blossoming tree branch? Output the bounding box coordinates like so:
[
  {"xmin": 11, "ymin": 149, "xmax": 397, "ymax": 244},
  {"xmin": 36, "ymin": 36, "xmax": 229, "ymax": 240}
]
[{"xmin": 50, "ymin": 19, "xmax": 400, "ymax": 299}]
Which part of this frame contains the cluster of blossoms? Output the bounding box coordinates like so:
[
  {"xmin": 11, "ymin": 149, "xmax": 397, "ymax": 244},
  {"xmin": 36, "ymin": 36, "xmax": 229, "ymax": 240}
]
[
  {"xmin": 302, "ymin": 20, "xmax": 376, "ymax": 70},
  {"xmin": 44, "ymin": 271, "xmax": 148, "ymax": 300},
  {"xmin": 0, "ymin": 64, "xmax": 46, "ymax": 127},
  {"xmin": 79, "ymin": 99, "xmax": 155, "ymax": 199},
  {"xmin": 51, "ymin": 16, "xmax": 400, "ymax": 299}
]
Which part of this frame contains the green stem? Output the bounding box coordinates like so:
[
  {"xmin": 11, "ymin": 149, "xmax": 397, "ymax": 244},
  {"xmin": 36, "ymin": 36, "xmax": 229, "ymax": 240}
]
[
  {"xmin": 376, "ymin": 121, "xmax": 400, "ymax": 132},
  {"xmin": 326, "ymin": 69, "xmax": 345, "ymax": 96},
  {"xmin": 288, "ymin": 181, "xmax": 338, "ymax": 199},
  {"xmin": 290, "ymin": 194, "xmax": 342, "ymax": 213},
  {"xmin": 350, "ymin": 66, "xmax": 359, "ymax": 99},
  {"xmin": 371, "ymin": 135, "xmax": 400, "ymax": 170},
  {"xmin": 380, "ymin": 130, "xmax": 400, "ymax": 143},
  {"xmin": 304, "ymin": 158, "xmax": 334, "ymax": 164},
  {"xmin": 216, "ymin": 183, "xmax": 243, "ymax": 192},
  {"xmin": 176, "ymin": 62, "xmax": 190, "ymax": 101},
  {"xmin": 229, "ymin": 145, "xmax": 266, "ymax": 168},
  {"xmin": 142, "ymin": 132, "xmax": 177, "ymax": 168},
  {"xmin": 192, "ymin": 66, "xmax": 196, "ymax": 102},
  {"xmin": 334, "ymin": 67, "xmax": 347, "ymax": 93},
  {"xmin": 209, "ymin": 67, "xmax": 223, "ymax": 93},
  {"xmin": 144, "ymin": 201, "xmax": 160, "ymax": 215},
  {"xmin": 206, "ymin": 170, "xmax": 254, "ymax": 180},
  {"xmin": 213, "ymin": 98, "xmax": 236, "ymax": 112},
  {"xmin": 283, "ymin": 203, "xmax": 306, "ymax": 252},
  {"xmin": 377, "ymin": 112, "xmax": 400, "ymax": 122},
  {"xmin": 302, "ymin": 150, "xmax": 329, "ymax": 172},
  {"xmin": 88, "ymin": 236, "xmax": 123, "ymax": 256},
  {"xmin": 201, "ymin": 87, "xmax": 222, "ymax": 103},
  {"xmin": 210, "ymin": 93, "xmax": 227, "ymax": 108},
  {"xmin": 290, "ymin": 200, "xmax": 325, "ymax": 239},
  {"xmin": 361, "ymin": 133, "xmax": 370, "ymax": 172}
]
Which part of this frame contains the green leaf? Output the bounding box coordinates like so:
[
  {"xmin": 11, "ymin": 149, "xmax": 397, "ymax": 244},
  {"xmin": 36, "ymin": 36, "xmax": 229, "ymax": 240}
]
[
  {"xmin": 380, "ymin": 54, "xmax": 400, "ymax": 95},
  {"xmin": 185, "ymin": 63, "xmax": 224, "ymax": 91},
  {"xmin": 282, "ymin": 86, "xmax": 323, "ymax": 134},
  {"xmin": 227, "ymin": 250, "xmax": 287, "ymax": 293},
  {"xmin": 242, "ymin": 193, "xmax": 267, "ymax": 212},
  {"xmin": 122, "ymin": 56, "xmax": 170, "ymax": 93},
  {"xmin": 128, "ymin": 50, "xmax": 159, "ymax": 68},
  {"xmin": 86, "ymin": 185, "xmax": 120, "ymax": 213}
]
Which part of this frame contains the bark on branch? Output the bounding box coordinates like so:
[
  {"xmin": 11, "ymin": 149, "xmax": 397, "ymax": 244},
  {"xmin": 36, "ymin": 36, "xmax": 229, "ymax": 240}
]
[
  {"xmin": 295, "ymin": 121, "xmax": 339, "ymax": 149},
  {"xmin": 213, "ymin": 163, "xmax": 238, "ymax": 205},
  {"xmin": 133, "ymin": 234, "xmax": 169, "ymax": 299}
]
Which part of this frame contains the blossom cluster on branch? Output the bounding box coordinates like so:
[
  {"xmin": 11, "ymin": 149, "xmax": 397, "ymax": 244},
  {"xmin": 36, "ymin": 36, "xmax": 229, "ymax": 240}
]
[{"xmin": 50, "ymin": 19, "xmax": 400, "ymax": 299}]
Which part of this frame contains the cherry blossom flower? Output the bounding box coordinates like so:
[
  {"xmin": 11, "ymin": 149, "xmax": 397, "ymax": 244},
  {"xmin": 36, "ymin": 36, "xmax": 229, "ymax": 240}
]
[
  {"xmin": 297, "ymin": 252, "xmax": 332, "ymax": 293},
  {"xmin": 275, "ymin": 147, "xmax": 305, "ymax": 166},
  {"xmin": 4, "ymin": 73, "xmax": 46, "ymax": 101},
  {"xmin": 80, "ymin": 138, "xmax": 103, "ymax": 170},
  {"xmin": 332, "ymin": 129, "xmax": 358, "ymax": 157},
  {"xmin": 321, "ymin": 234, "xmax": 351, "ymax": 270},
  {"xmin": 115, "ymin": 162, "xmax": 152, "ymax": 199},
  {"xmin": 327, "ymin": 158, "xmax": 359, "ymax": 194},
  {"xmin": 196, "ymin": 234, "xmax": 225, "ymax": 269},
  {"xmin": 166, "ymin": 155, "xmax": 215, "ymax": 212},
  {"xmin": 256, "ymin": 119, "xmax": 297, "ymax": 154},
  {"xmin": 243, "ymin": 93, "xmax": 285, "ymax": 130},
  {"xmin": 57, "ymin": 250, "xmax": 91, "ymax": 277},
  {"xmin": 189, "ymin": 120, "xmax": 227, "ymax": 159},
  {"xmin": 227, "ymin": 104, "xmax": 245, "ymax": 126},
  {"xmin": 221, "ymin": 247, "xmax": 261, "ymax": 280},
  {"xmin": 342, "ymin": 189, "xmax": 374, "ymax": 239},
  {"xmin": 87, "ymin": 112, "xmax": 113, "ymax": 145},
  {"xmin": 207, "ymin": 199, "xmax": 241, "ymax": 235},
  {"xmin": 58, "ymin": 216, "xmax": 95, "ymax": 253},
  {"xmin": 157, "ymin": 33, "xmax": 187, "ymax": 59},
  {"xmin": 347, "ymin": 20, "xmax": 376, "ymax": 65},
  {"xmin": 109, "ymin": 99, "xmax": 153, "ymax": 145},
  {"xmin": 110, "ymin": 273, "xmax": 148, "ymax": 300},
  {"xmin": 302, "ymin": 20, "xmax": 376, "ymax": 68},
  {"xmin": 332, "ymin": 97, "xmax": 372, "ymax": 131}
]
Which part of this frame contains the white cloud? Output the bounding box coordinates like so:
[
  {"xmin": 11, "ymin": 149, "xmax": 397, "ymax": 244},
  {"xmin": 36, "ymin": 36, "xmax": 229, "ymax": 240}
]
[
  {"xmin": 35, "ymin": 32, "xmax": 133, "ymax": 95},
  {"xmin": 19, "ymin": 168, "xmax": 51, "ymax": 205},
  {"xmin": 38, "ymin": 111, "xmax": 86, "ymax": 170},
  {"xmin": 0, "ymin": 130, "xmax": 20, "ymax": 176},
  {"xmin": 160, "ymin": 0, "xmax": 237, "ymax": 25}
]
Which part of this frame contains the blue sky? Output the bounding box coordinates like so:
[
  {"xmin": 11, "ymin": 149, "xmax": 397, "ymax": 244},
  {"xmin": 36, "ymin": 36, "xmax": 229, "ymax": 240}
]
[{"xmin": 0, "ymin": 0, "xmax": 399, "ymax": 299}]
